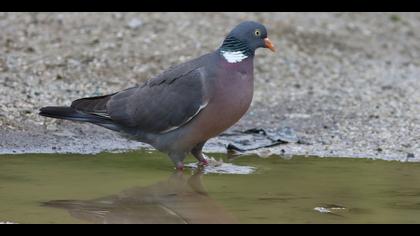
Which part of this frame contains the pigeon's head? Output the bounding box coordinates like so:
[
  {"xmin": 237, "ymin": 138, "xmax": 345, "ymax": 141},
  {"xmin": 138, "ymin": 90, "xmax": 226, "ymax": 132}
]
[{"xmin": 220, "ymin": 21, "xmax": 275, "ymax": 56}]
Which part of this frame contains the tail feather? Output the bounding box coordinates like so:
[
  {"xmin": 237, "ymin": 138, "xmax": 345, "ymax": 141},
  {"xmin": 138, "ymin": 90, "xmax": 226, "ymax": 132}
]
[
  {"xmin": 71, "ymin": 93, "xmax": 115, "ymax": 113},
  {"xmin": 40, "ymin": 106, "xmax": 90, "ymax": 121},
  {"xmin": 39, "ymin": 106, "xmax": 121, "ymax": 132}
]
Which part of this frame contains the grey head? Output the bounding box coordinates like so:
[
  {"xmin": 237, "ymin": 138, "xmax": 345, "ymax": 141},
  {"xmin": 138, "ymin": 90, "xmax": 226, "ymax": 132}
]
[{"xmin": 219, "ymin": 21, "xmax": 275, "ymax": 57}]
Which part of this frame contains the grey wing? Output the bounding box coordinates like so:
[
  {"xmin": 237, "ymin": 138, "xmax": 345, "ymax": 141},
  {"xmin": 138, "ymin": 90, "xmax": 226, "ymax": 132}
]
[{"xmin": 106, "ymin": 67, "xmax": 210, "ymax": 134}]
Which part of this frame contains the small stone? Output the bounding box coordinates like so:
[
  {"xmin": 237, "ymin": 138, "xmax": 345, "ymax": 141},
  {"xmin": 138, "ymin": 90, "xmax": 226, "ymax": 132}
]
[
  {"xmin": 297, "ymin": 138, "xmax": 312, "ymax": 145},
  {"xmin": 25, "ymin": 47, "xmax": 35, "ymax": 53},
  {"xmin": 369, "ymin": 114, "xmax": 380, "ymax": 119},
  {"xmin": 90, "ymin": 39, "xmax": 100, "ymax": 45},
  {"xmin": 407, "ymin": 153, "xmax": 415, "ymax": 159},
  {"xmin": 381, "ymin": 85, "xmax": 393, "ymax": 90},
  {"xmin": 67, "ymin": 59, "xmax": 81, "ymax": 67},
  {"xmin": 46, "ymin": 123, "xmax": 58, "ymax": 131},
  {"xmin": 127, "ymin": 18, "xmax": 143, "ymax": 29},
  {"xmin": 390, "ymin": 14, "xmax": 401, "ymax": 22},
  {"xmin": 0, "ymin": 58, "xmax": 7, "ymax": 72}
]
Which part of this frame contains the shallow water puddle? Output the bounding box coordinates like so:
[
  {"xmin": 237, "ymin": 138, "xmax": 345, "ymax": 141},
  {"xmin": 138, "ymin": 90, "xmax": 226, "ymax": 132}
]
[
  {"xmin": 185, "ymin": 157, "xmax": 256, "ymax": 175},
  {"xmin": 1, "ymin": 151, "xmax": 420, "ymax": 223}
]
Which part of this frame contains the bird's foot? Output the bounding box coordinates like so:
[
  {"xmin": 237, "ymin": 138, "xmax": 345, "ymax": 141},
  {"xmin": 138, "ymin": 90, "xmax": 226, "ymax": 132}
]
[
  {"xmin": 197, "ymin": 153, "xmax": 210, "ymax": 167},
  {"xmin": 201, "ymin": 154, "xmax": 223, "ymax": 167},
  {"xmin": 175, "ymin": 162, "xmax": 185, "ymax": 172},
  {"xmin": 198, "ymin": 158, "xmax": 209, "ymax": 166}
]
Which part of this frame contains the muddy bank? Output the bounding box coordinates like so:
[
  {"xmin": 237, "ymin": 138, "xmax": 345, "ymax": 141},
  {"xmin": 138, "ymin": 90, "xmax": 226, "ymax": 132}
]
[{"xmin": 0, "ymin": 13, "xmax": 419, "ymax": 161}]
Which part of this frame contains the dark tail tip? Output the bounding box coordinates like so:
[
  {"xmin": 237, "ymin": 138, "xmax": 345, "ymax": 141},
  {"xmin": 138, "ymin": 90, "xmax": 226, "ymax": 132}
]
[
  {"xmin": 39, "ymin": 106, "xmax": 121, "ymax": 131},
  {"xmin": 39, "ymin": 106, "xmax": 79, "ymax": 119}
]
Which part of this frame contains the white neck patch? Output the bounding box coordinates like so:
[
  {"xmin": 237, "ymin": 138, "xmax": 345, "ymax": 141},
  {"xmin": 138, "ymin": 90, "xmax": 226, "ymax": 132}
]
[{"xmin": 221, "ymin": 50, "xmax": 248, "ymax": 63}]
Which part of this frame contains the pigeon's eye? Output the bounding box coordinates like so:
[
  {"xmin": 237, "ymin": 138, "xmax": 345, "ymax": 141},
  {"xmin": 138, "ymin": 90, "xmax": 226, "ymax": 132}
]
[{"xmin": 254, "ymin": 29, "xmax": 261, "ymax": 37}]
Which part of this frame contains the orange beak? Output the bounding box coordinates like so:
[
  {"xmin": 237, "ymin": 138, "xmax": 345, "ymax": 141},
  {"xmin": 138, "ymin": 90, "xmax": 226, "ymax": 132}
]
[{"xmin": 264, "ymin": 38, "xmax": 276, "ymax": 52}]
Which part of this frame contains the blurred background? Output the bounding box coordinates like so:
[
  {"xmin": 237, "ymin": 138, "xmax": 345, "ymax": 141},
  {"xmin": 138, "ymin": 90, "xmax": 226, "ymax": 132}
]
[{"xmin": 0, "ymin": 12, "xmax": 419, "ymax": 160}]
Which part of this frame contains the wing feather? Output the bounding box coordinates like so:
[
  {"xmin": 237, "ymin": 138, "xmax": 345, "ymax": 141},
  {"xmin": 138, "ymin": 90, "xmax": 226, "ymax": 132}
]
[{"xmin": 106, "ymin": 57, "xmax": 212, "ymax": 133}]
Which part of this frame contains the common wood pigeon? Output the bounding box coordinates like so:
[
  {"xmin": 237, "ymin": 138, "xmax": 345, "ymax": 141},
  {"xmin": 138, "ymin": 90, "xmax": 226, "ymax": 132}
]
[{"xmin": 40, "ymin": 21, "xmax": 275, "ymax": 170}]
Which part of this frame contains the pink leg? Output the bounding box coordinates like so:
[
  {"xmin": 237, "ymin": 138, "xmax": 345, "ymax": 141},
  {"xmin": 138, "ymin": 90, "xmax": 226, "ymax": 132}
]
[
  {"xmin": 176, "ymin": 162, "xmax": 185, "ymax": 171},
  {"xmin": 197, "ymin": 158, "xmax": 209, "ymax": 166},
  {"xmin": 191, "ymin": 142, "xmax": 209, "ymax": 167},
  {"xmin": 169, "ymin": 152, "xmax": 186, "ymax": 171}
]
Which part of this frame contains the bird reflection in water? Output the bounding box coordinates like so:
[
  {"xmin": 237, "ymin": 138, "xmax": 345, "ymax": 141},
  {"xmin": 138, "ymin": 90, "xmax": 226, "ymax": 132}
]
[{"xmin": 42, "ymin": 168, "xmax": 238, "ymax": 224}]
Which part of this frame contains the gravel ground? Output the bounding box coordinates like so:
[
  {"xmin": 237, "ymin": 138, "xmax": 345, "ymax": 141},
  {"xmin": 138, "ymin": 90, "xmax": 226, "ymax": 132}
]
[{"xmin": 0, "ymin": 12, "xmax": 419, "ymax": 161}]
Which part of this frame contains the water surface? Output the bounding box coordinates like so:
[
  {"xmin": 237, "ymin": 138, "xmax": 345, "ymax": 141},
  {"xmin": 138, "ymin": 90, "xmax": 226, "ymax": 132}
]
[{"xmin": 1, "ymin": 151, "xmax": 420, "ymax": 223}]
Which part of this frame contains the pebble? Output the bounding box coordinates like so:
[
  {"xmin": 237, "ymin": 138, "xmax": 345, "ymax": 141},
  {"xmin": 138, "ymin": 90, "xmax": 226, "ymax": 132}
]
[{"xmin": 127, "ymin": 18, "xmax": 143, "ymax": 29}]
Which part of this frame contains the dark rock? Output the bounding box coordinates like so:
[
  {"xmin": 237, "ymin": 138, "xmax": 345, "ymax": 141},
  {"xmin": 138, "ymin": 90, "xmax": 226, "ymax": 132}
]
[
  {"xmin": 297, "ymin": 137, "xmax": 312, "ymax": 145},
  {"xmin": 243, "ymin": 128, "xmax": 266, "ymax": 135},
  {"xmin": 381, "ymin": 85, "xmax": 393, "ymax": 90},
  {"xmin": 226, "ymin": 127, "xmax": 300, "ymax": 152},
  {"xmin": 407, "ymin": 153, "xmax": 415, "ymax": 159},
  {"xmin": 25, "ymin": 47, "xmax": 35, "ymax": 53},
  {"xmin": 226, "ymin": 143, "xmax": 245, "ymax": 152},
  {"xmin": 390, "ymin": 14, "xmax": 401, "ymax": 22}
]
